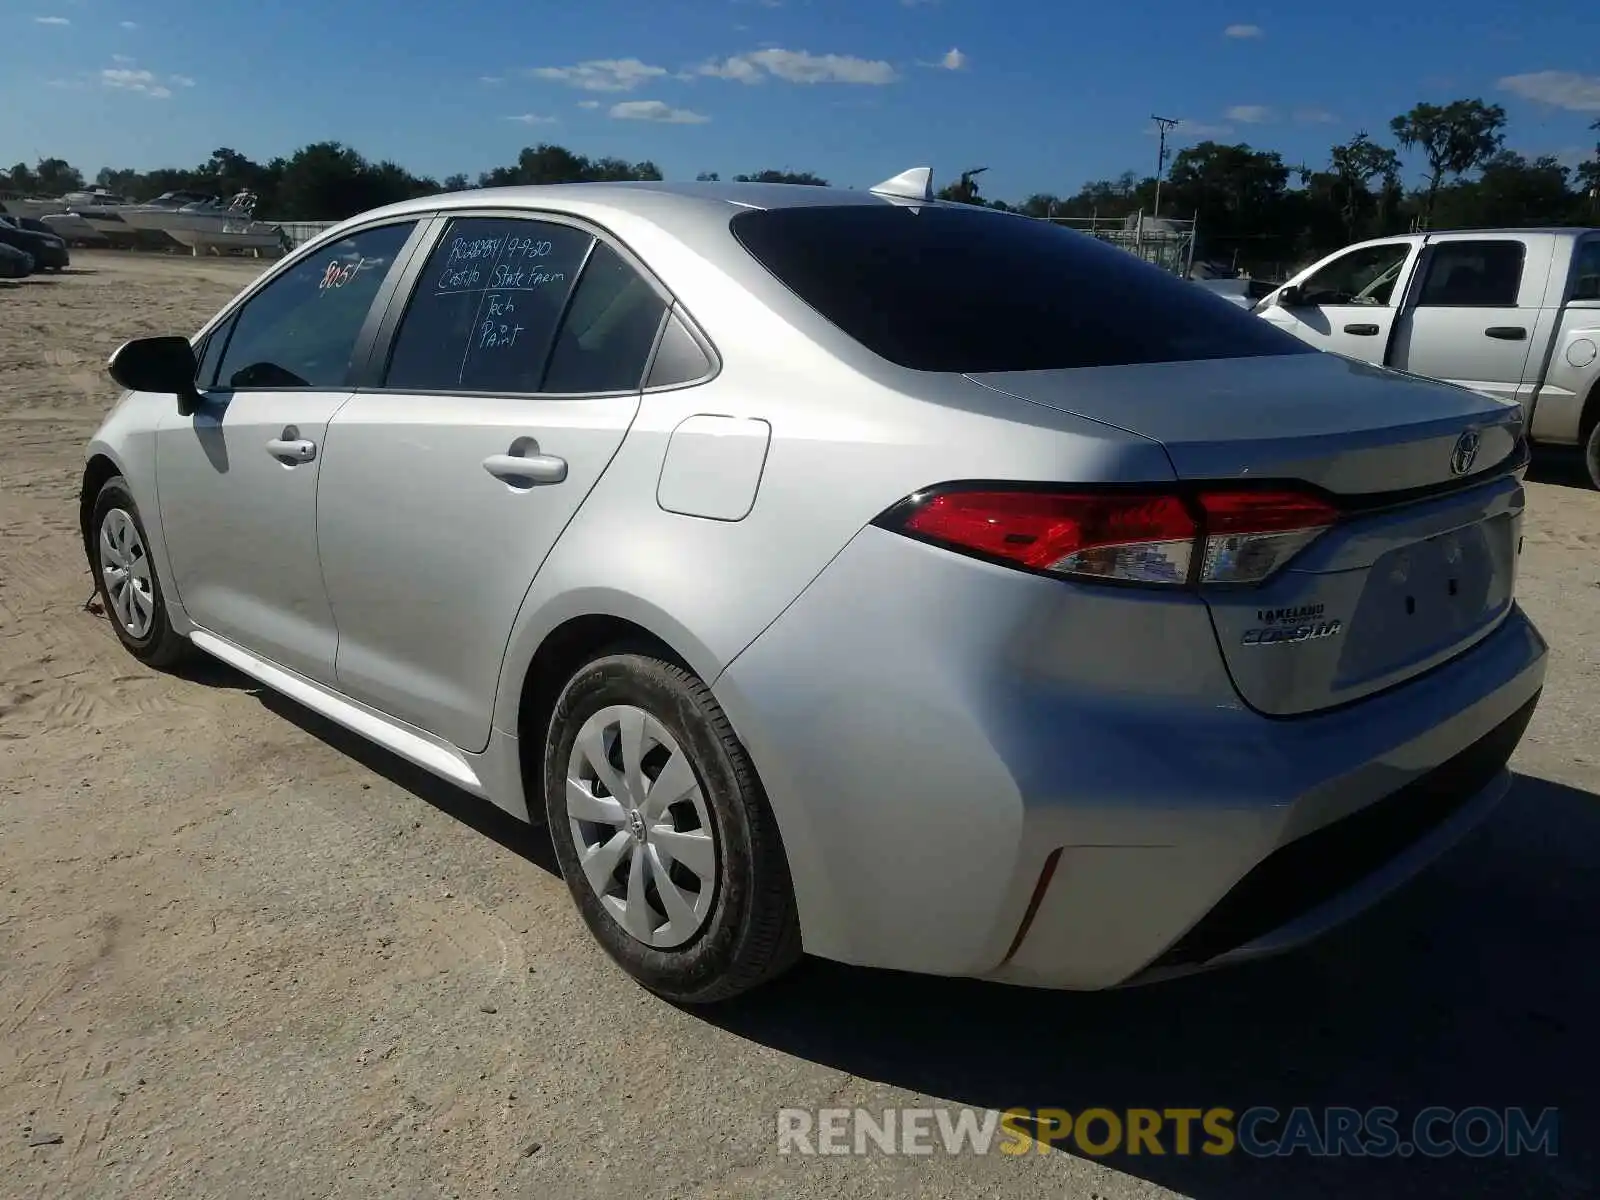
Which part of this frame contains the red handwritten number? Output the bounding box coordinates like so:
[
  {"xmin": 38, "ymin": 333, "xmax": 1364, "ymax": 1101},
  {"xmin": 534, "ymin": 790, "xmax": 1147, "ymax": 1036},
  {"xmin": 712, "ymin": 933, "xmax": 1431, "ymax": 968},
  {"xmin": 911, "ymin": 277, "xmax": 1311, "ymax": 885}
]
[{"xmin": 319, "ymin": 256, "xmax": 367, "ymax": 293}]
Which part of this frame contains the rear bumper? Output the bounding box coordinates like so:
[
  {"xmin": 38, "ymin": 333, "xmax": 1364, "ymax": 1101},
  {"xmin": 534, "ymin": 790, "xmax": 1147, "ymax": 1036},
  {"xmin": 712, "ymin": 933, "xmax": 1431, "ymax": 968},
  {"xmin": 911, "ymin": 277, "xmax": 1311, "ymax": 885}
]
[{"xmin": 715, "ymin": 526, "xmax": 1548, "ymax": 989}]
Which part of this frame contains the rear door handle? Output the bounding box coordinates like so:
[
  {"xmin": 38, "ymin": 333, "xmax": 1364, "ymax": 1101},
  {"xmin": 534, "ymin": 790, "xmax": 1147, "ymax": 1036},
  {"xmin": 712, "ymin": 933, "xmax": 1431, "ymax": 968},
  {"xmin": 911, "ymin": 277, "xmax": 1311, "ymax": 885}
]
[
  {"xmin": 1485, "ymin": 326, "xmax": 1527, "ymax": 340},
  {"xmin": 483, "ymin": 452, "xmax": 567, "ymax": 486},
  {"xmin": 266, "ymin": 437, "xmax": 316, "ymax": 463},
  {"xmin": 1343, "ymin": 323, "xmax": 1380, "ymax": 336}
]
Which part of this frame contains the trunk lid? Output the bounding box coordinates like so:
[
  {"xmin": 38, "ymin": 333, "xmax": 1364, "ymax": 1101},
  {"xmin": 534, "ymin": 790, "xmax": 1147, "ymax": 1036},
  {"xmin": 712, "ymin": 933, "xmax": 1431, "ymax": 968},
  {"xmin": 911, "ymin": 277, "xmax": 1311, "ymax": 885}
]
[{"xmin": 969, "ymin": 354, "xmax": 1528, "ymax": 716}]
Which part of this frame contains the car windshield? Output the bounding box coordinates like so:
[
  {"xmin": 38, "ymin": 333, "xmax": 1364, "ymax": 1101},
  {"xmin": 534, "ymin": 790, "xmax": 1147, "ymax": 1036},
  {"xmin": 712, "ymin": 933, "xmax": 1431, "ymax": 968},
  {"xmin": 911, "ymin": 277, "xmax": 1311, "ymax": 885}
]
[{"xmin": 730, "ymin": 204, "xmax": 1315, "ymax": 374}]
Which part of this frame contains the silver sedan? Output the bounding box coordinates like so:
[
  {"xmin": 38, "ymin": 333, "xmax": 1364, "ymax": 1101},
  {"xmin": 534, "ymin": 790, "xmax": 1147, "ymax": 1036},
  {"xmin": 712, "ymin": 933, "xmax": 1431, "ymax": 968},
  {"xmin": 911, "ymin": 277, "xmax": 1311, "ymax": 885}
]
[{"xmin": 81, "ymin": 169, "xmax": 1547, "ymax": 1003}]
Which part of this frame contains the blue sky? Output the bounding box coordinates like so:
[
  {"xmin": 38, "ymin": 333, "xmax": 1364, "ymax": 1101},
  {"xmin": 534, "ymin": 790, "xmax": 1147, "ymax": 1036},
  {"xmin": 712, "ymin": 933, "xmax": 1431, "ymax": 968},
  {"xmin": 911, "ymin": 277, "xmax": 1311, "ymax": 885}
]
[{"xmin": 3, "ymin": 0, "xmax": 1597, "ymax": 203}]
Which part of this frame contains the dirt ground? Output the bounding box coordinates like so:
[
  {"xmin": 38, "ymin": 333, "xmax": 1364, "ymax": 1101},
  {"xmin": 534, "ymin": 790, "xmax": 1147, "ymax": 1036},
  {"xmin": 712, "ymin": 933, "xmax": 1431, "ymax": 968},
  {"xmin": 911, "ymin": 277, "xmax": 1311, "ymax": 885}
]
[{"xmin": 2, "ymin": 252, "xmax": 1597, "ymax": 1200}]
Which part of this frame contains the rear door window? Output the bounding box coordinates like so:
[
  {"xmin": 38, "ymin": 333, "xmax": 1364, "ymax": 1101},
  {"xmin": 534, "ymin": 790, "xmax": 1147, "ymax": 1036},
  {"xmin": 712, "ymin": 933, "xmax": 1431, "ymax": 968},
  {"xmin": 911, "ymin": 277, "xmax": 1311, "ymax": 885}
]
[
  {"xmin": 730, "ymin": 204, "xmax": 1313, "ymax": 373},
  {"xmin": 383, "ymin": 216, "xmax": 593, "ymax": 393},
  {"xmin": 1571, "ymin": 240, "xmax": 1600, "ymax": 302},
  {"xmin": 1414, "ymin": 241, "xmax": 1526, "ymax": 308},
  {"xmin": 541, "ymin": 242, "xmax": 668, "ymax": 394}
]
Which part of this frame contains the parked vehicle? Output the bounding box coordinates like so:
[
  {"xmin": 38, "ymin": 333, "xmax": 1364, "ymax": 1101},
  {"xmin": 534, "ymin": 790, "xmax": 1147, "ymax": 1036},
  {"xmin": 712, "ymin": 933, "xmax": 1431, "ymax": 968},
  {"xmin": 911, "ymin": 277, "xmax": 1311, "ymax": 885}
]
[
  {"xmin": 0, "ymin": 240, "xmax": 33, "ymax": 279},
  {"xmin": 1254, "ymin": 228, "xmax": 1600, "ymax": 487},
  {"xmin": 0, "ymin": 213, "xmax": 70, "ymax": 271},
  {"xmin": 82, "ymin": 171, "xmax": 1546, "ymax": 1004}
]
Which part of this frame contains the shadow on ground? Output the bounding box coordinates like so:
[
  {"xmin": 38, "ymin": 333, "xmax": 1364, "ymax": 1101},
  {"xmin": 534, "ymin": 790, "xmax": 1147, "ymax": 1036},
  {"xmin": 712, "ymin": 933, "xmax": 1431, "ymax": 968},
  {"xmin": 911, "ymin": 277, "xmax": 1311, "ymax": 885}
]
[
  {"xmin": 1527, "ymin": 451, "xmax": 1595, "ymax": 492},
  {"xmin": 701, "ymin": 773, "xmax": 1597, "ymax": 1199},
  {"xmin": 251, "ymin": 685, "xmax": 561, "ymax": 877},
  {"xmin": 204, "ymin": 653, "xmax": 1594, "ymax": 1197}
]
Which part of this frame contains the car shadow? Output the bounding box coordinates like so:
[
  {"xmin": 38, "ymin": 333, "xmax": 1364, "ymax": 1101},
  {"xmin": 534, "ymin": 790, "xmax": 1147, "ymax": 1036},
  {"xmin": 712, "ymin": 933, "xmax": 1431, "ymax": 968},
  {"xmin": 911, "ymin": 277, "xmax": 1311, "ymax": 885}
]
[
  {"xmin": 1527, "ymin": 451, "xmax": 1594, "ymax": 492},
  {"xmin": 250, "ymin": 685, "xmax": 560, "ymax": 878},
  {"xmin": 0, "ymin": 277, "xmax": 59, "ymax": 288},
  {"xmin": 697, "ymin": 773, "xmax": 1596, "ymax": 1199}
]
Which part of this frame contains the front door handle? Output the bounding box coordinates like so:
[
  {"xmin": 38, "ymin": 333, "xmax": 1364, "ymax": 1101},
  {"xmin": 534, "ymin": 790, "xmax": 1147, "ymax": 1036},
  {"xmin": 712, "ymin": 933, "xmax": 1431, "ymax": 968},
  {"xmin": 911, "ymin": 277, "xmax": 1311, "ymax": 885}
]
[
  {"xmin": 266, "ymin": 436, "xmax": 316, "ymax": 463},
  {"xmin": 483, "ymin": 452, "xmax": 567, "ymax": 486},
  {"xmin": 1485, "ymin": 326, "xmax": 1527, "ymax": 341},
  {"xmin": 1343, "ymin": 323, "xmax": 1381, "ymax": 336}
]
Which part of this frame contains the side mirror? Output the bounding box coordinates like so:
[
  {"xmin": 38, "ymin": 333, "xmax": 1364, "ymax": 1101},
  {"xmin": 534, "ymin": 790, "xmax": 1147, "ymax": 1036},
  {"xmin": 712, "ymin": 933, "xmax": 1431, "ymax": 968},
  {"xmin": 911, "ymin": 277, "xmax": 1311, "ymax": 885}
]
[
  {"xmin": 107, "ymin": 336, "xmax": 201, "ymax": 416},
  {"xmin": 1276, "ymin": 284, "xmax": 1306, "ymax": 308}
]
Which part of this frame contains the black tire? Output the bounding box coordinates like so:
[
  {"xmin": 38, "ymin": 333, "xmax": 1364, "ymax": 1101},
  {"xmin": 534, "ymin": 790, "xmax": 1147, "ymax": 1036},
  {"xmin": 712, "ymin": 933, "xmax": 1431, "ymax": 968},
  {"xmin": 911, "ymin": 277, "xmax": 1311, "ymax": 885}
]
[
  {"xmin": 87, "ymin": 475, "xmax": 191, "ymax": 668},
  {"xmin": 543, "ymin": 652, "xmax": 802, "ymax": 1004},
  {"xmin": 1584, "ymin": 415, "xmax": 1600, "ymax": 492}
]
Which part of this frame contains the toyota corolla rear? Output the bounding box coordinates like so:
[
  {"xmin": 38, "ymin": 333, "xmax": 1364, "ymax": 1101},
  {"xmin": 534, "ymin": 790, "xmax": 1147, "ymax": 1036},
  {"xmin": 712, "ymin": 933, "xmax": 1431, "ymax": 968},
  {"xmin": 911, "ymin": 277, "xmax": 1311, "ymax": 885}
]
[{"xmin": 708, "ymin": 201, "xmax": 1547, "ymax": 989}]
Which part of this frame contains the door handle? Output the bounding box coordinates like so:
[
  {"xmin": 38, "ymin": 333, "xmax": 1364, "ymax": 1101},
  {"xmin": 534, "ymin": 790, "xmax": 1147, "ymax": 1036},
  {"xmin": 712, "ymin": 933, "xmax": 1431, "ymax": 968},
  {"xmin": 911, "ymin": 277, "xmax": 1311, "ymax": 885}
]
[
  {"xmin": 1343, "ymin": 323, "xmax": 1381, "ymax": 336},
  {"xmin": 483, "ymin": 452, "xmax": 567, "ymax": 486},
  {"xmin": 266, "ymin": 437, "xmax": 316, "ymax": 463},
  {"xmin": 1484, "ymin": 326, "xmax": 1527, "ymax": 340}
]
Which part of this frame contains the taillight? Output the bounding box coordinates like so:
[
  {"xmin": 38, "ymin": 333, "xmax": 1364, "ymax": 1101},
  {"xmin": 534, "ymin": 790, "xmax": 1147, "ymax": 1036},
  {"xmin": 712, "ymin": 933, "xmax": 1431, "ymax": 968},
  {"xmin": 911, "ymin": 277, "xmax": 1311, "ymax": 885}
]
[{"xmin": 880, "ymin": 485, "xmax": 1339, "ymax": 587}]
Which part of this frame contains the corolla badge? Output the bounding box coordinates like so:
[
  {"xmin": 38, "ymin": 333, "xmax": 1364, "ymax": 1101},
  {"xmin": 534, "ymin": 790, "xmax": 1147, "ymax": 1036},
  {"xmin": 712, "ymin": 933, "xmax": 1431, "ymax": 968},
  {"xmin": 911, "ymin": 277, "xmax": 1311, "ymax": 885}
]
[{"xmin": 1450, "ymin": 429, "xmax": 1481, "ymax": 477}]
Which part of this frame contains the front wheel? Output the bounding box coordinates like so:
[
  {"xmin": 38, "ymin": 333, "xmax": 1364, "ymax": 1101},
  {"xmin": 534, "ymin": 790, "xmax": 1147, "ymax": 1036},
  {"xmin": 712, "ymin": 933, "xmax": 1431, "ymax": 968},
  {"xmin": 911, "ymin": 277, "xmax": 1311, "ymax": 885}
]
[
  {"xmin": 543, "ymin": 652, "xmax": 801, "ymax": 1004},
  {"xmin": 88, "ymin": 475, "xmax": 191, "ymax": 668},
  {"xmin": 1584, "ymin": 418, "xmax": 1600, "ymax": 492}
]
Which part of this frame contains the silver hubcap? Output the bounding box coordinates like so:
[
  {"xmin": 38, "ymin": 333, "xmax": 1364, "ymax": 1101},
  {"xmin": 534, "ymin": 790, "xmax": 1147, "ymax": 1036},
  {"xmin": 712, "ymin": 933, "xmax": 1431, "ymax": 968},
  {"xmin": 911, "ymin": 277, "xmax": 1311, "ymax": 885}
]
[
  {"xmin": 99, "ymin": 508, "xmax": 155, "ymax": 639},
  {"xmin": 565, "ymin": 704, "xmax": 717, "ymax": 948}
]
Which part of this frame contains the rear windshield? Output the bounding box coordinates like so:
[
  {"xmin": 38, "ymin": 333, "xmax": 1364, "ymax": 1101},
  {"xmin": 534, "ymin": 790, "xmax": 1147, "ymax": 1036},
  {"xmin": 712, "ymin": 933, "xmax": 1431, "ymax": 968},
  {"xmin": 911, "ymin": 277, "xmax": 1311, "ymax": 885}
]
[{"xmin": 730, "ymin": 205, "xmax": 1314, "ymax": 373}]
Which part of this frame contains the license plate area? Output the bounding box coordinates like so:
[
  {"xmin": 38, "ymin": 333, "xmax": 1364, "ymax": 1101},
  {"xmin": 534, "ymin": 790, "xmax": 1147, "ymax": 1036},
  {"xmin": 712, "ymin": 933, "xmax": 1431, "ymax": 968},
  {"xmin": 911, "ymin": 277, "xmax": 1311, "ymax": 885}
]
[{"xmin": 1335, "ymin": 514, "xmax": 1515, "ymax": 685}]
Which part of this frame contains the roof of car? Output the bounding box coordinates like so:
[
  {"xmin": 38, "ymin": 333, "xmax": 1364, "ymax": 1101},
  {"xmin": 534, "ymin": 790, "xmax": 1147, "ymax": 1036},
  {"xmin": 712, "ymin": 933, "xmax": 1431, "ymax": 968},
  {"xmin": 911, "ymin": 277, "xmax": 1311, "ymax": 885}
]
[{"xmin": 326, "ymin": 178, "xmax": 994, "ymax": 250}]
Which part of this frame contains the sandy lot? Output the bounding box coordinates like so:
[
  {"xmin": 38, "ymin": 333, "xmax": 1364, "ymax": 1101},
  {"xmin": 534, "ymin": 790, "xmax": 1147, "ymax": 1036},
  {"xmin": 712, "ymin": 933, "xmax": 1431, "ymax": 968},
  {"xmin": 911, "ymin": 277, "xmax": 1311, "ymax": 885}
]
[{"xmin": 2, "ymin": 252, "xmax": 1598, "ymax": 1200}]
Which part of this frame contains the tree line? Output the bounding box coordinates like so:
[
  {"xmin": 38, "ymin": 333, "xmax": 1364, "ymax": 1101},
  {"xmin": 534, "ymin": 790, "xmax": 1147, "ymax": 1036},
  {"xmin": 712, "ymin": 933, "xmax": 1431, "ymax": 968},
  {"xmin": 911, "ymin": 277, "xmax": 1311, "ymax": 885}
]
[{"xmin": 6, "ymin": 98, "xmax": 1598, "ymax": 274}]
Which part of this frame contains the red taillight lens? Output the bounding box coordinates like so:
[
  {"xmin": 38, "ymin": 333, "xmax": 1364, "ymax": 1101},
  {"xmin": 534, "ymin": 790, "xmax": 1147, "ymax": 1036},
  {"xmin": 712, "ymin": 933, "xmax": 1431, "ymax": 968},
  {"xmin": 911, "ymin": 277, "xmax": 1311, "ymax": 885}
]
[
  {"xmin": 901, "ymin": 491, "xmax": 1198, "ymax": 585},
  {"xmin": 887, "ymin": 485, "xmax": 1338, "ymax": 587}
]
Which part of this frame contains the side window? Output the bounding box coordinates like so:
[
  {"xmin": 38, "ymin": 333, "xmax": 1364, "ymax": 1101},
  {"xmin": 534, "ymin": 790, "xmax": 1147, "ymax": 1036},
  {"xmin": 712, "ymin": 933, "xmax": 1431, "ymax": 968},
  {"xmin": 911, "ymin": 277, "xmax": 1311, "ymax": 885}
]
[
  {"xmin": 1299, "ymin": 243, "xmax": 1412, "ymax": 307},
  {"xmin": 215, "ymin": 221, "xmax": 415, "ymax": 389},
  {"xmin": 646, "ymin": 309, "xmax": 714, "ymax": 389},
  {"xmin": 1571, "ymin": 240, "xmax": 1600, "ymax": 302},
  {"xmin": 542, "ymin": 243, "xmax": 668, "ymax": 394},
  {"xmin": 1415, "ymin": 241, "xmax": 1525, "ymax": 308},
  {"xmin": 384, "ymin": 216, "xmax": 592, "ymax": 393}
]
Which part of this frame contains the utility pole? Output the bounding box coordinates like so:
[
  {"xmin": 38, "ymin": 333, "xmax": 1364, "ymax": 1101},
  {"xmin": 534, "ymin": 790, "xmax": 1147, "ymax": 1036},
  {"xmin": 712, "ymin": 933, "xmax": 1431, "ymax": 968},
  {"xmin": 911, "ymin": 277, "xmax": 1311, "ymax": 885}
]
[{"xmin": 1151, "ymin": 115, "xmax": 1179, "ymax": 217}]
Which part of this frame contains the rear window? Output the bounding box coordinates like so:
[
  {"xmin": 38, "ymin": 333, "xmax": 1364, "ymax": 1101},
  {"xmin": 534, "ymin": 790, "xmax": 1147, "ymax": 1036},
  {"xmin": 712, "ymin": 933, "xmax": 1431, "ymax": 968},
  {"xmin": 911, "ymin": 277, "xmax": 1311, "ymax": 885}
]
[{"xmin": 730, "ymin": 205, "xmax": 1314, "ymax": 373}]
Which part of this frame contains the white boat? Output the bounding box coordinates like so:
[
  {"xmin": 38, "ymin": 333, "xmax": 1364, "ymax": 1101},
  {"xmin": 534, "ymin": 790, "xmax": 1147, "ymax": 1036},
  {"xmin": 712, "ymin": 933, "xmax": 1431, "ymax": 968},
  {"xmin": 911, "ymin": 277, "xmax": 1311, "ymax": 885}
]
[
  {"xmin": 0, "ymin": 195, "xmax": 70, "ymax": 220},
  {"xmin": 125, "ymin": 190, "xmax": 287, "ymax": 254},
  {"xmin": 40, "ymin": 212, "xmax": 104, "ymax": 244},
  {"xmin": 61, "ymin": 188, "xmax": 144, "ymax": 244}
]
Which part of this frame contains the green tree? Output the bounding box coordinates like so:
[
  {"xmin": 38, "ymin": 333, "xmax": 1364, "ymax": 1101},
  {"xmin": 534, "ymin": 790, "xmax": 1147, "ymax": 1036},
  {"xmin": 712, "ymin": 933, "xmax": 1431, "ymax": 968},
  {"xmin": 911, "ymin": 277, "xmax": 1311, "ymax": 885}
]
[
  {"xmin": 732, "ymin": 169, "xmax": 828, "ymax": 185},
  {"xmin": 936, "ymin": 167, "xmax": 988, "ymax": 204},
  {"xmin": 1388, "ymin": 99, "xmax": 1507, "ymax": 229},
  {"xmin": 1328, "ymin": 131, "xmax": 1401, "ymax": 240}
]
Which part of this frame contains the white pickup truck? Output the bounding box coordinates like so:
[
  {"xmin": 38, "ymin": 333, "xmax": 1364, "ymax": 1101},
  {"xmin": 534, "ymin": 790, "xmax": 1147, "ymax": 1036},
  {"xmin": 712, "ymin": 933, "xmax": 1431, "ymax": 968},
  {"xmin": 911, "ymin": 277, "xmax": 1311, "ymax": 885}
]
[{"xmin": 1253, "ymin": 227, "xmax": 1600, "ymax": 487}]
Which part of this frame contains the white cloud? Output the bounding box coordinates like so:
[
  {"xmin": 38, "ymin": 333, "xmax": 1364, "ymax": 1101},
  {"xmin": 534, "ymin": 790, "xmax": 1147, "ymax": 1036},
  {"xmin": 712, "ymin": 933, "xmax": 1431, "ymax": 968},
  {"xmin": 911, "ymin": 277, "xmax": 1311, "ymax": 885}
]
[
  {"xmin": 505, "ymin": 113, "xmax": 558, "ymax": 124},
  {"xmin": 111, "ymin": 53, "xmax": 134, "ymax": 64},
  {"xmin": 119, "ymin": 19, "xmax": 137, "ymax": 28},
  {"xmin": 1293, "ymin": 107, "xmax": 1338, "ymax": 124},
  {"xmin": 1223, "ymin": 23, "xmax": 1263, "ymax": 38},
  {"xmin": 170, "ymin": 75, "xmax": 196, "ymax": 87},
  {"xmin": 528, "ymin": 58, "xmax": 667, "ymax": 92},
  {"xmin": 35, "ymin": 15, "xmax": 71, "ymax": 25},
  {"xmin": 577, "ymin": 100, "xmax": 601, "ymax": 109},
  {"xmin": 101, "ymin": 67, "xmax": 173, "ymax": 98},
  {"xmin": 938, "ymin": 47, "xmax": 966, "ymax": 70},
  {"xmin": 698, "ymin": 48, "xmax": 897, "ymax": 85},
  {"xmin": 479, "ymin": 75, "xmax": 503, "ymax": 85},
  {"xmin": 610, "ymin": 99, "xmax": 710, "ymax": 124},
  {"xmin": 1225, "ymin": 104, "xmax": 1273, "ymax": 123},
  {"xmin": 1497, "ymin": 70, "xmax": 1600, "ymax": 113}
]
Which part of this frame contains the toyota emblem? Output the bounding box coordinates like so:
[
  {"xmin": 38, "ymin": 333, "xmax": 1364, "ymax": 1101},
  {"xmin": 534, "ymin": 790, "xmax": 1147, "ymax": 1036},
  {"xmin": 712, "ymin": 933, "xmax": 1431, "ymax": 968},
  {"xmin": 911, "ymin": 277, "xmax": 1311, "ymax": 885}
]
[{"xmin": 1449, "ymin": 429, "xmax": 1481, "ymax": 477}]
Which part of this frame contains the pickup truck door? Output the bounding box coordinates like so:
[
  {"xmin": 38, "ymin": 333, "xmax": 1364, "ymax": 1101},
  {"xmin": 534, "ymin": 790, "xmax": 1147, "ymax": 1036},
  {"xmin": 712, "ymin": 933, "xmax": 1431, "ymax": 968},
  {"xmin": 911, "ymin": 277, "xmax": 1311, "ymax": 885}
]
[
  {"xmin": 1386, "ymin": 234, "xmax": 1545, "ymax": 411},
  {"xmin": 1258, "ymin": 240, "xmax": 1419, "ymax": 363}
]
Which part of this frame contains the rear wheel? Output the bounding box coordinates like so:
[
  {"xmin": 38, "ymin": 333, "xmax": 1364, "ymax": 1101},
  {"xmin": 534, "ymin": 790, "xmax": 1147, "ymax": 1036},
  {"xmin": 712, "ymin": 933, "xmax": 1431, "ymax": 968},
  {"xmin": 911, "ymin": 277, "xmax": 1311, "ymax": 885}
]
[
  {"xmin": 1583, "ymin": 415, "xmax": 1600, "ymax": 492},
  {"xmin": 543, "ymin": 652, "xmax": 801, "ymax": 1003},
  {"xmin": 88, "ymin": 476, "xmax": 191, "ymax": 668}
]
